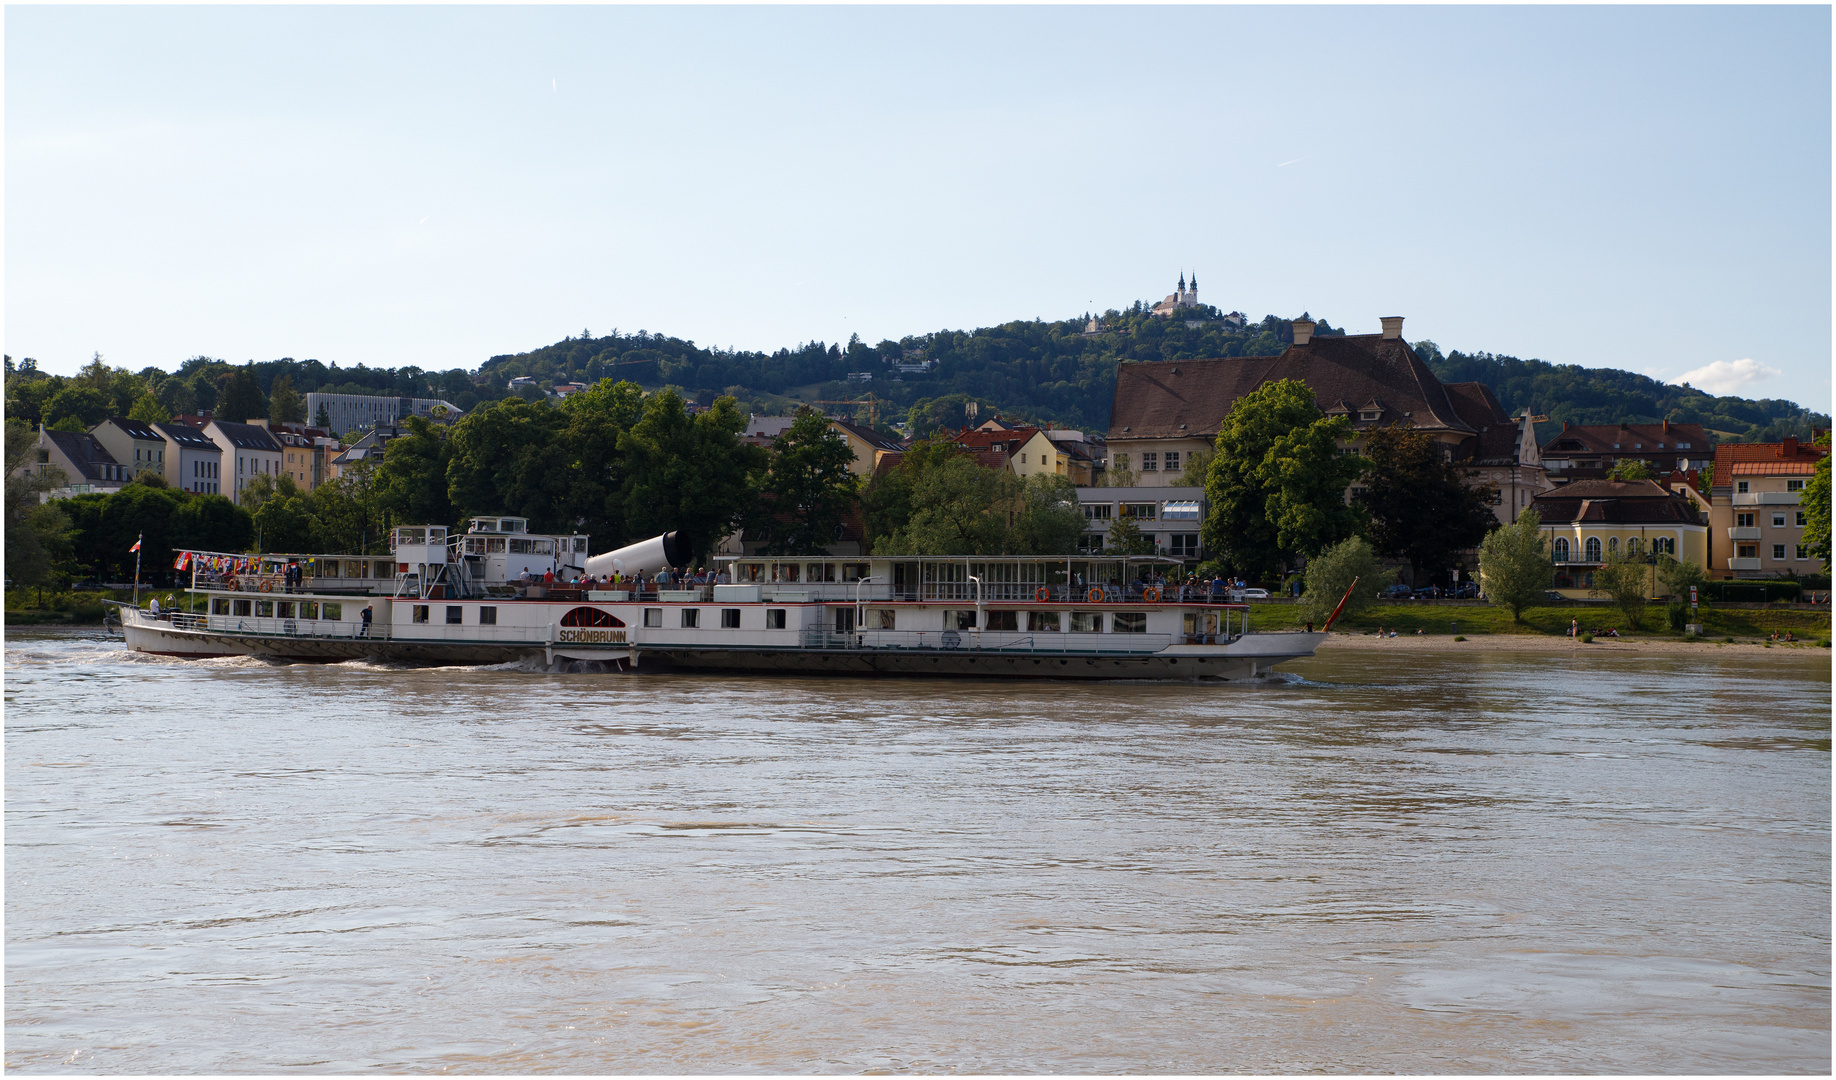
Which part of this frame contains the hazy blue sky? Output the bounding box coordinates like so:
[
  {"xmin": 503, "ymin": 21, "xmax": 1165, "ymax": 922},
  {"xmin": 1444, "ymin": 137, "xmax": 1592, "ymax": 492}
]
[{"xmin": 8, "ymin": 6, "xmax": 1831, "ymax": 409}]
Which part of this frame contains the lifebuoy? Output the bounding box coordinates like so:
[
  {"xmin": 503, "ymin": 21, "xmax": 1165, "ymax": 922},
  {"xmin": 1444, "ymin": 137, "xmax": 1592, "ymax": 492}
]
[
  {"xmin": 1143, "ymin": 587, "xmax": 1161, "ymax": 603},
  {"xmin": 1087, "ymin": 588, "xmax": 1104, "ymax": 604},
  {"xmin": 260, "ymin": 579, "xmax": 273, "ymax": 593},
  {"xmin": 1035, "ymin": 586, "xmax": 1051, "ymax": 603},
  {"xmin": 224, "ymin": 576, "xmax": 238, "ymax": 592}
]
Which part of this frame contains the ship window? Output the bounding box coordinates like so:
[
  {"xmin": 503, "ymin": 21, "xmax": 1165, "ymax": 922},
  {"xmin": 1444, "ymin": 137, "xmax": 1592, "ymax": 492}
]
[
  {"xmin": 1070, "ymin": 612, "xmax": 1102, "ymax": 633},
  {"xmin": 300, "ymin": 602, "xmax": 319, "ymax": 621},
  {"xmin": 233, "ymin": 599, "xmax": 252, "ymax": 617},
  {"xmin": 256, "ymin": 600, "xmax": 274, "ymax": 618},
  {"xmin": 721, "ymin": 608, "xmax": 741, "ymax": 628},
  {"xmin": 984, "ymin": 610, "xmax": 1018, "ymax": 631},
  {"xmin": 574, "ymin": 538, "xmax": 588, "ymax": 552},
  {"xmin": 1027, "ymin": 610, "xmax": 1060, "ymax": 632},
  {"xmin": 413, "ymin": 605, "xmax": 429, "ymax": 623},
  {"xmin": 446, "ymin": 606, "xmax": 463, "ymax": 624},
  {"xmin": 480, "ymin": 607, "xmax": 496, "ymax": 625},
  {"xmin": 486, "ymin": 538, "xmax": 506, "ymax": 553},
  {"xmin": 947, "ymin": 609, "xmax": 977, "ymax": 630},
  {"xmin": 681, "ymin": 609, "xmax": 700, "ymax": 628},
  {"xmin": 1113, "ymin": 612, "xmax": 1147, "ymax": 633},
  {"xmin": 276, "ymin": 601, "xmax": 295, "ymax": 619},
  {"xmin": 211, "ymin": 598, "xmax": 229, "ymax": 615},
  {"xmin": 643, "ymin": 608, "xmax": 662, "ymax": 628},
  {"xmin": 869, "ymin": 609, "xmax": 896, "ymax": 629},
  {"xmin": 322, "ymin": 602, "xmax": 341, "ymax": 621},
  {"xmin": 766, "ymin": 609, "xmax": 787, "ymax": 629},
  {"xmin": 562, "ymin": 607, "xmax": 625, "ymax": 627}
]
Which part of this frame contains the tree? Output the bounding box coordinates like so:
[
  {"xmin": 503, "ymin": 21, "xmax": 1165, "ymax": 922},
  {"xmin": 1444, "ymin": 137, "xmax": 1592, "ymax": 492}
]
[
  {"xmin": 107, "ymin": 370, "xmax": 144, "ymax": 417},
  {"xmin": 1202, "ymin": 379, "xmax": 1365, "ymax": 581},
  {"xmin": 1105, "ymin": 513, "xmax": 1157, "ymax": 556},
  {"xmin": 446, "ymin": 397, "xmax": 574, "ymax": 532},
  {"xmin": 1357, "ymin": 424, "xmax": 1497, "ymax": 581},
  {"xmin": 875, "ymin": 456, "xmax": 1013, "ymax": 556},
  {"xmin": 1176, "ymin": 449, "xmax": 1212, "ymax": 487},
  {"xmin": 559, "ymin": 379, "xmax": 646, "ymax": 547},
  {"xmin": 269, "ymin": 373, "xmax": 305, "ymax": 424},
  {"xmin": 1804, "ymin": 438, "xmax": 1831, "ymax": 568},
  {"xmin": 42, "ymin": 385, "xmax": 111, "ymax": 430},
  {"xmin": 1593, "ymin": 549, "xmax": 1651, "ymax": 630},
  {"xmin": 861, "ymin": 439, "xmax": 965, "ymax": 552},
  {"xmin": 157, "ymin": 377, "xmax": 198, "ymax": 419},
  {"xmin": 1299, "ymin": 535, "xmax": 1385, "ymax": 624},
  {"xmin": 1009, "ymin": 473, "xmax": 1087, "ymax": 555},
  {"xmin": 374, "ymin": 416, "xmax": 455, "ymax": 528},
  {"xmin": 128, "ymin": 392, "xmax": 171, "ymax": 425},
  {"xmin": 618, "ymin": 392, "xmax": 765, "ymax": 563},
  {"xmin": 5, "ymin": 418, "xmax": 76, "ymax": 592},
  {"xmin": 314, "ymin": 402, "xmax": 333, "ymax": 429},
  {"xmin": 217, "ymin": 367, "xmax": 265, "ymax": 423},
  {"xmin": 1477, "ymin": 508, "xmax": 1554, "ymax": 622},
  {"xmin": 301, "ymin": 461, "xmax": 382, "ymax": 554},
  {"xmin": 1656, "ymin": 553, "xmax": 1708, "ymax": 598},
  {"xmin": 171, "ymin": 492, "xmax": 254, "ymax": 556},
  {"xmin": 250, "ymin": 477, "xmax": 320, "ymax": 552},
  {"xmin": 1606, "ymin": 458, "xmax": 1656, "ymax": 481},
  {"xmin": 756, "ymin": 412, "xmax": 858, "ymax": 555}
]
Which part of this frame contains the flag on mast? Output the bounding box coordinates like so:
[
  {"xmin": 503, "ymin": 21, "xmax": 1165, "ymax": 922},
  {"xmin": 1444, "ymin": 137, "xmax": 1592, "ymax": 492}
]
[{"xmin": 129, "ymin": 538, "xmax": 142, "ymax": 552}]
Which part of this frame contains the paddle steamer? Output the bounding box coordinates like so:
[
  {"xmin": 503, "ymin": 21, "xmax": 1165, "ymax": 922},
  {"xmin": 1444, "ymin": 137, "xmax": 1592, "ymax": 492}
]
[{"xmin": 116, "ymin": 517, "xmax": 1325, "ymax": 679}]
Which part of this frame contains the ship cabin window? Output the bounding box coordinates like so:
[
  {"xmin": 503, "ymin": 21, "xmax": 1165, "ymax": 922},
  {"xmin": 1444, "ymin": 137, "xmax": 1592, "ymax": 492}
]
[
  {"xmin": 809, "ymin": 563, "xmax": 835, "ymax": 583},
  {"xmin": 1027, "ymin": 611, "xmax": 1060, "ymax": 632},
  {"xmin": 233, "ymin": 599, "xmax": 252, "ymax": 617},
  {"xmin": 841, "ymin": 563, "xmax": 871, "ymax": 583},
  {"xmin": 446, "ymin": 606, "xmax": 463, "ymax": 624},
  {"xmin": 413, "ymin": 605, "xmax": 429, "ymax": 623},
  {"xmin": 561, "ymin": 607, "xmax": 623, "ymax": 627},
  {"xmin": 779, "ymin": 564, "xmax": 800, "ymax": 583},
  {"xmin": 984, "ymin": 610, "xmax": 1018, "ymax": 631},
  {"xmin": 300, "ymin": 601, "xmax": 318, "ymax": 619},
  {"xmin": 574, "ymin": 538, "xmax": 588, "ymax": 553},
  {"xmin": 1070, "ymin": 612, "xmax": 1102, "ymax": 633},
  {"xmin": 681, "ymin": 609, "xmax": 700, "ymax": 628},
  {"xmin": 766, "ymin": 609, "xmax": 787, "ymax": 629},
  {"xmin": 211, "ymin": 598, "xmax": 229, "ymax": 614},
  {"xmin": 480, "ymin": 607, "xmax": 496, "ymax": 625},
  {"xmin": 946, "ymin": 610, "xmax": 977, "ymax": 630},
  {"xmin": 868, "ymin": 609, "xmax": 896, "ymax": 630},
  {"xmin": 643, "ymin": 608, "xmax": 662, "ymax": 628},
  {"xmin": 322, "ymin": 602, "xmax": 342, "ymax": 621},
  {"xmin": 374, "ymin": 560, "xmax": 393, "ymax": 578},
  {"xmin": 276, "ymin": 601, "xmax": 295, "ymax": 619},
  {"xmin": 486, "ymin": 539, "xmax": 506, "ymax": 553},
  {"xmin": 721, "ymin": 608, "xmax": 741, "ymax": 628},
  {"xmin": 256, "ymin": 600, "xmax": 274, "ymax": 618},
  {"xmin": 1113, "ymin": 612, "xmax": 1148, "ymax": 633}
]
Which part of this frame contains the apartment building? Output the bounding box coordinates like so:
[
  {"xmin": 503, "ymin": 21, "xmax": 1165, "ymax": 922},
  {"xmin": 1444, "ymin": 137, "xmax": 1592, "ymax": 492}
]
[
  {"xmin": 1074, "ymin": 486, "xmax": 1206, "ymax": 563},
  {"xmin": 155, "ymin": 421, "xmax": 223, "ymax": 494},
  {"xmin": 1708, "ymin": 435, "xmax": 1828, "ymax": 578},
  {"xmin": 89, "ymin": 417, "xmax": 168, "ymax": 483},
  {"xmin": 203, "ymin": 419, "xmax": 284, "ymax": 501},
  {"xmin": 1540, "ymin": 420, "xmax": 1713, "ymax": 484}
]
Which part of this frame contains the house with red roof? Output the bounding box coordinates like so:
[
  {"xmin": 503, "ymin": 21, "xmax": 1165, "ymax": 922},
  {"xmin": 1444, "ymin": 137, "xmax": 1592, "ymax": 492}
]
[{"xmin": 1707, "ymin": 435, "xmax": 1828, "ymax": 578}]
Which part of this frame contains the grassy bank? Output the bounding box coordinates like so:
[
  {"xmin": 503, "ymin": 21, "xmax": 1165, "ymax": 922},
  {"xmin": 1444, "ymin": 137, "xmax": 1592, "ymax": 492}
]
[
  {"xmin": 1248, "ymin": 602, "xmax": 1832, "ymax": 643},
  {"xmin": 4, "ymin": 587, "xmax": 196, "ymax": 627}
]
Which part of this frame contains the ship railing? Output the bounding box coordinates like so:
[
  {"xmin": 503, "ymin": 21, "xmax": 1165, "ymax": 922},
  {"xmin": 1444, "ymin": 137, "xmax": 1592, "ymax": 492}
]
[
  {"xmin": 797, "ymin": 629, "xmax": 1175, "ymax": 654},
  {"xmin": 902, "ymin": 583, "xmax": 1201, "ymax": 603},
  {"xmin": 196, "ymin": 614, "xmax": 395, "ymax": 640}
]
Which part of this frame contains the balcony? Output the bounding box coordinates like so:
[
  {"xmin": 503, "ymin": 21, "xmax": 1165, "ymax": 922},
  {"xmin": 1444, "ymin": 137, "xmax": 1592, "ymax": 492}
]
[
  {"xmin": 1727, "ymin": 557, "xmax": 1763, "ymax": 571},
  {"xmin": 1727, "ymin": 527, "xmax": 1762, "ymax": 541},
  {"xmin": 1732, "ymin": 492, "xmax": 1799, "ymax": 506}
]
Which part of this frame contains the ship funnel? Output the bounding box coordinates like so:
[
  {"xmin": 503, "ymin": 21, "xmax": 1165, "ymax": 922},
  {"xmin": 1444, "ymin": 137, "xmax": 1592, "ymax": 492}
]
[{"xmin": 585, "ymin": 531, "xmax": 694, "ymax": 578}]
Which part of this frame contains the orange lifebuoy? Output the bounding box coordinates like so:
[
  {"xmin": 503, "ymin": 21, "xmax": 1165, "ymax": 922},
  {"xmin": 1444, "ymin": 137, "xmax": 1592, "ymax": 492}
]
[
  {"xmin": 260, "ymin": 578, "xmax": 273, "ymax": 593},
  {"xmin": 1035, "ymin": 587, "xmax": 1051, "ymax": 603},
  {"xmin": 1087, "ymin": 588, "xmax": 1104, "ymax": 603},
  {"xmin": 1143, "ymin": 587, "xmax": 1161, "ymax": 603},
  {"xmin": 224, "ymin": 576, "xmax": 239, "ymax": 592}
]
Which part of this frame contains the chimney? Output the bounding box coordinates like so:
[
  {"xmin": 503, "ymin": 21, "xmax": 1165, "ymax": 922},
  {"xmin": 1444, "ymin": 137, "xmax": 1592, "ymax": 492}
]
[
  {"xmin": 1662, "ymin": 419, "xmax": 1671, "ymax": 434},
  {"xmin": 1562, "ymin": 420, "xmax": 1570, "ymax": 431},
  {"xmin": 1380, "ymin": 316, "xmax": 1404, "ymax": 339},
  {"xmin": 1781, "ymin": 435, "xmax": 1798, "ymax": 457},
  {"xmin": 1291, "ymin": 317, "xmax": 1315, "ymax": 346}
]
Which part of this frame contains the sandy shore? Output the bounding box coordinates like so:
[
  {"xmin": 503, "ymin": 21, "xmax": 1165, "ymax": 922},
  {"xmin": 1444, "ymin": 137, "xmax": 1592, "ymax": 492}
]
[{"xmin": 1319, "ymin": 631, "xmax": 1830, "ymax": 656}]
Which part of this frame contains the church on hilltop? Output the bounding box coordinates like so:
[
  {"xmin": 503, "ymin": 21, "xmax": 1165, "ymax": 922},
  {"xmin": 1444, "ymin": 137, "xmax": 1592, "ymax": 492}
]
[{"xmin": 1150, "ymin": 272, "xmax": 1201, "ymax": 317}]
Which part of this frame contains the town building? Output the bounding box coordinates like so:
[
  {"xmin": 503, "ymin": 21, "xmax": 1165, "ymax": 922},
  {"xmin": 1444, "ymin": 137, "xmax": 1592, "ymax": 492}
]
[
  {"xmin": 202, "ymin": 419, "xmax": 284, "ymax": 502},
  {"xmin": 1540, "ymin": 421, "xmax": 1714, "ymax": 484},
  {"xmin": 1150, "ymin": 273, "xmax": 1201, "ymax": 318},
  {"xmin": 304, "ymin": 393, "xmax": 463, "ymax": 438},
  {"xmin": 155, "ymin": 421, "xmax": 223, "ymax": 494},
  {"xmin": 1074, "ymin": 486, "xmax": 1207, "ymax": 563},
  {"xmin": 1105, "ymin": 315, "xmax": 1552, "ymax": 522},
  {"xmin": 829, "ymin": 420, "xmax": 906, "ymax": 477},
  {"xmin": 1530, "ymin": 478, "xmax": 1709, "ymax": 597},
  {"xmin": 252, "ymin": 421, "xmax": 339, "ymax": 490},
  {"xmin": 88, "ymin": 417, "xmax": 169, "ymax": 483},
  {"xmin": 324, "ymin": 423, "xmax": 406, "ymax": 482},
  {"xmin": 947, "ymin": 425, "xmax": 1107, "ymax": 486},
  {"xmin": 16, "ymin": 426, "xmax": 130, "ymax": 497},
  {"xmin": 1706, "ymin": 435, "xmax": 1828, "ymax": 579}
]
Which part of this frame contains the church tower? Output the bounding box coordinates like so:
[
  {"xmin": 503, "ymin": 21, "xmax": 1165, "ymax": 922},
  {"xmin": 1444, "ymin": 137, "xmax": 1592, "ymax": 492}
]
[{"xmin": 1187, "ymin": 272, "xmax": 1198, "ymax": 308}]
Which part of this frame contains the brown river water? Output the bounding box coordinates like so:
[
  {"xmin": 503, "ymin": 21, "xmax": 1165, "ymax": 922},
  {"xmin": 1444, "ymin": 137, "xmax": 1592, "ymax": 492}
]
[{"xmin": 5, "ymin": 628, "xmax": 1829, "ymax": 1073}]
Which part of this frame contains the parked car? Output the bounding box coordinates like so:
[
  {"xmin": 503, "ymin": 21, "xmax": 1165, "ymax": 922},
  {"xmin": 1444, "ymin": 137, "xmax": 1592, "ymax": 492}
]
[
  {"xmin": 1451, "ymin": 583, "xmax": 1480, "ymax": 599},
  {"xmin": 1411, "ymin": 585, "xmax": 1444, "ymax": 599},
  {"xmin": 1381, "ymin": 583, "xmax": 1413, "ymax": 599},
  {"xmin": 1236, "ymin": 588, "xmax": 1271, "ymax": 600},
  {"xmin": 1543, "ymin": 590, "xmax": 1567, "ymax": 601}
]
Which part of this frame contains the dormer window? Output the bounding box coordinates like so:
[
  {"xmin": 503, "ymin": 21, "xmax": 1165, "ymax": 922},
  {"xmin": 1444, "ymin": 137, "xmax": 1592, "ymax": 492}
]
[
  {"xmin": 1612, "ymin": 443, "xmax": 1621, "ymax": 449},
  {"xmin": 1359, "ymin": 410, "xmax": 1380, "ymax": 422}
]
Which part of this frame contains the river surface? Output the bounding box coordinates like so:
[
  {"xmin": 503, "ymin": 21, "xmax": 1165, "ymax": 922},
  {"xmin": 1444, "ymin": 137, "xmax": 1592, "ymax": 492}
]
[{"xmin": 5, "ymin": 629, "xmax": 1829, "ymax": 1073}]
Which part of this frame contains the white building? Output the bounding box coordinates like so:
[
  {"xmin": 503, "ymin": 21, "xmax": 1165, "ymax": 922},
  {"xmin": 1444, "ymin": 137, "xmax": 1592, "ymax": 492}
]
[
  {"xmin": 89, "ymin": 417, "xmax": 168, "ymax": 483},
  {"xmin": 203, "ymin": 419, "xmax": 284, "ymax": 501},
  {"xmin": 156, "ymin": 421, "xmax": 224, "ymax": 494},
  {"xmin": 305, "ymin": 393, "xmax": 464, "ymax": 437}
]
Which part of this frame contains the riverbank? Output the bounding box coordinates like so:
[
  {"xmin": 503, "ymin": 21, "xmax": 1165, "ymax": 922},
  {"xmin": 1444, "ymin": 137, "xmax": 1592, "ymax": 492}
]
[{"xmin": 1319, "ymin": 630, "xmax": 1830, "ymax": 656}]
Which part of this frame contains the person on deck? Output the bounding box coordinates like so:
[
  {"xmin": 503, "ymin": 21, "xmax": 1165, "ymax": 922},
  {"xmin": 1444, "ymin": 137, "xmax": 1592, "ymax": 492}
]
[{"xmin": 360, "ymin": 605, "xmax": 373, "ymax": 637}]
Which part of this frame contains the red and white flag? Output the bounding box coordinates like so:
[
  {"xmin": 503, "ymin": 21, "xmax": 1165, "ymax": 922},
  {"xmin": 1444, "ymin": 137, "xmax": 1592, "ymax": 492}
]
[
  {"xmin": 129, "ymin": 539, "xmax": 142, "ymax": 552},
  {"xmin": 173, "ymin": 552, "xmax": 190, "ymax": 570}
]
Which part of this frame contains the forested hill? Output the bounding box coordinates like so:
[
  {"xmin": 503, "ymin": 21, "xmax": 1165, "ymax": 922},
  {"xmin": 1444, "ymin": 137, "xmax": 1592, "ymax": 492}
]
[{"xmin": 1416, "ymin": 343, "xmax": 1829, "ymax": 443}]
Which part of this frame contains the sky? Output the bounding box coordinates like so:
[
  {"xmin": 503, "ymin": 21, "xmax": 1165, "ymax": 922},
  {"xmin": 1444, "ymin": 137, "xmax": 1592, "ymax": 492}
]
[{"xmin": 7, "ymin": 5, "xmax": 1832, "ymax": 411}]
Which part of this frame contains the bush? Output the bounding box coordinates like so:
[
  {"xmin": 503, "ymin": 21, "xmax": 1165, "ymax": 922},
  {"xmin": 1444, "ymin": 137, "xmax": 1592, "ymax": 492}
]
[
  {"xmin": 1666, "ymin": 599, "xmax": 1688, "ymax": 632},
  {"xmin": 1579, "ymin": 631, "xmax": 1594, "ymax": 643},
  {"xmin": 1299, "ymin": 536, "xmax": 1385, "ymax": 624},
  {"xmin": 1453, "ymin": 635, "xmax": 1467, "ymax": 642},
  {"xmin": 1700, "ymin": 580, "xmax": 1803, "ymax": 603}
]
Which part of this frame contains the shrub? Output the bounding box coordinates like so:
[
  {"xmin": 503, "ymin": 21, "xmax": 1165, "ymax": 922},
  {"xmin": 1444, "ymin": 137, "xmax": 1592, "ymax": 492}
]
[
  {"xmin": 1666, "ymin": 599, "xmax": 1688, "ymax": 632},
  {"xmin": 1579, "ymin": 631, "xmax": 1594, "ymax": 643},
  {"xmin": 1453, "ymin": 635, "xmax": 1467, "ymax": 642},
  {"xmin": 1299, "ymin": 536, "xmax": 1385, "ymax": 624}
]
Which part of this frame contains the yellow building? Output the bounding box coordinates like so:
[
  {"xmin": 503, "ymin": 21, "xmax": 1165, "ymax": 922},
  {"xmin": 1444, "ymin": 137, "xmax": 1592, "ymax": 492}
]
[
  {"xmin": 1530, "ymin": 479, "xmax": 1709, "ymax": 597},
  {"xmin": 828, "ymin": 420, "xmax": 907, "ymax": 478}
]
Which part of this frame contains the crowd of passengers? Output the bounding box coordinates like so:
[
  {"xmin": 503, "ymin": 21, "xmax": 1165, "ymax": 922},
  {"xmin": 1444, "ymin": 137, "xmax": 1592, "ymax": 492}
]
[{"xmin": 510, "ymin": 566, "xmax": 1259, "ymax": 603}]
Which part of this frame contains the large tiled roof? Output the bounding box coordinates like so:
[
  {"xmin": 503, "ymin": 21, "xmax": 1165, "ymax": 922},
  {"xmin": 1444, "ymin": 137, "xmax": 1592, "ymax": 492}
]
[
  {"xmin": 1441, "ymin": 381, "xmax": 1526, "ymax": 465},
  {"xmin": 1531, "ymin": 479, "xmax": 1702, "ymax": 525},
  {"xmin": 154, "ymin": 422, "xmax": 218, "ymax": 450},
  {"xmin": 208, "ymin": 420, "xmax": 283, "ymax": 452},
  {"xmin": 103, "ymin": 416, "xmax": 163, "ymax": 441},
  {"xmin": 831, "ymin": 419, "xmax": 905, "ymax": 453},
  {"xmin": 1710, "ymin": 438, "xmax": 1826, "ymax": 485},
  {"xmin": 1542, "ymin": 422, "xmax": 1709, "ymax": 455},
  {"xmin": 43, "ymin": 429, "xmax": 121, "ymax": 481},
  {"xmin": 951, "ymin": 426, "xmax": 1040, "ymax": 455},
  {"xmin": 1108, "ymin": 334, "xmax": 1474, "ymax": 441}
]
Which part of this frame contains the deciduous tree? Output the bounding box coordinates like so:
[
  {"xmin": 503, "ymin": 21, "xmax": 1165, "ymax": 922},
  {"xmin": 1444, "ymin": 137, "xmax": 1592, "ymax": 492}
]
[
  {"xmin": 756, "ymin": 412, "xmax": 858, "ymax": 555},
  {"xmin": 1299, "ymin": 535, "xmax": 1384, "ymax": 624},
  {"xmin": 1804, "ymin": 438, "xmax": 1831, "ymax": 568},
  {"xmin": 1477, "ymin": 508, "xmax": 1554, "ymax": 622},
  {"xmin": 1357, "ymin": 424, "xmax": 1498, "ymax": 580}
]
